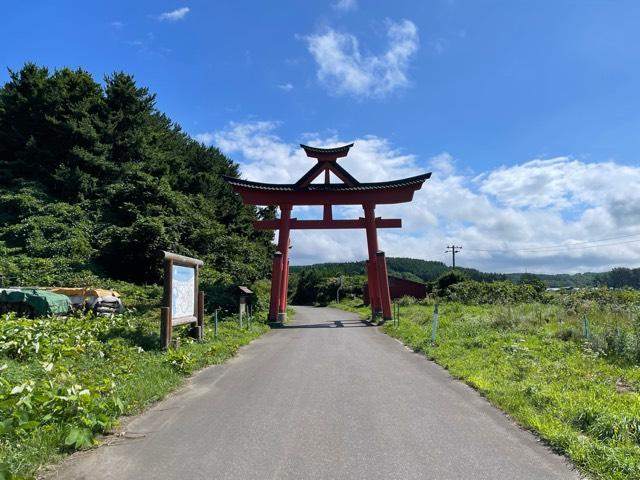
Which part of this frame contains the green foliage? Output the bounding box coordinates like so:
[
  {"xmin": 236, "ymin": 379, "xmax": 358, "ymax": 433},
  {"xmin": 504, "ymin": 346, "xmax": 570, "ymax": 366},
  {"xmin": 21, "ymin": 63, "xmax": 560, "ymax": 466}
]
[
  {"xmin": 292, "ymin": 269, "xmax": 323, "ymax": 305},
  {"xmin": 434, "ymin": 270, "xmax": 468, "ymax": 295},
  {"xmin": 335, "ymin": 299, "xmax": 640, "ymax": 479},
  {"xmin": 0, "ymin": 307, "xmax": 268, "ymax": 478},
  {"xmin": 290, "ymin": 270, "xmax": 365, "ymax": 306},
  {"xmin": 449, "ymin": 280, "xmax": 544, "ymax": 304},
  {"xmin": 518, "ymin": 273, "xmax": 547, "ymax": 293},
  {"xmin": 0, "ymin": 63, "xmax": 273, "ymax": 286},
  {"xmin": 607, "ymin": 268, "xmax": 640, "ymax": 289}
]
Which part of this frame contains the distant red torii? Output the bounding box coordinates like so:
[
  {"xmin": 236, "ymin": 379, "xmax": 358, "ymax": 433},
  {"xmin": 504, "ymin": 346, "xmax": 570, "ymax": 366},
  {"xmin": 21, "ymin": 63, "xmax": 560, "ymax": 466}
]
[{"xmin": 223, "ymin": 143, "xmax": 431, "ymax": 324}]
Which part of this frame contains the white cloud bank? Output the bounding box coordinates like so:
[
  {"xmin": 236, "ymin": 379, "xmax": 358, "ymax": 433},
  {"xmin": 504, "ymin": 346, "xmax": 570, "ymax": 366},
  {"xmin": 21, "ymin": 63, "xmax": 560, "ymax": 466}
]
[
  {"xmin": 158, "ymin": 7, "xmax": 190, "ymax": 21},
  {"xmin": 197, "ymin": 121, "xmax": 640, "ymax": 273},
  {"xmin": 305, "ymin": 19, "xmax": 418, "ymax": 98}
]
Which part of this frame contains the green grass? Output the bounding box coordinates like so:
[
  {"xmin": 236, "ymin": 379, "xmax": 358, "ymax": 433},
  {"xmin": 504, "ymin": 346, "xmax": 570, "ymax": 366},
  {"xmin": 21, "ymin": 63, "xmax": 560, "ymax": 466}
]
[
  {"xmin": 333, "ymin": 298, "xmax": 640, "ymax": 480},
  {"xmin": 0, "ymin": 309, "xmax": 269, "ymax": 479}
]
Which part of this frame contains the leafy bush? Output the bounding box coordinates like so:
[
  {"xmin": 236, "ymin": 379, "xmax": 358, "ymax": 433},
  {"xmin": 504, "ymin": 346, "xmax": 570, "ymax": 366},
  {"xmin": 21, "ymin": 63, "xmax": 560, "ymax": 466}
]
[
  {"xmin": 0, "ymin": 309, "xmax": 268, "ymax": 478},
  {"xmin": 396, "ymin": 295, "xmax": 418, "ymax": 306},
  {"xmin": 552, "ymin": 288, "xmax": 640, "ymax": 312},
  {"xmin": 448, "ymin": 280, "xmax": 544, "ymax": 304},
  {"xmin": 434, "ymin": 270, "xmax": 468, "ymax": 296}
]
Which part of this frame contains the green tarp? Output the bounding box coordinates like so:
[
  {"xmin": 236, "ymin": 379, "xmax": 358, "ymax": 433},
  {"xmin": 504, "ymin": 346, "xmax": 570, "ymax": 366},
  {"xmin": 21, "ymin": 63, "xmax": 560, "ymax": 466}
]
[{"xmin": 0, "ymin": 289, "xmax": 71, "ymax": 317}]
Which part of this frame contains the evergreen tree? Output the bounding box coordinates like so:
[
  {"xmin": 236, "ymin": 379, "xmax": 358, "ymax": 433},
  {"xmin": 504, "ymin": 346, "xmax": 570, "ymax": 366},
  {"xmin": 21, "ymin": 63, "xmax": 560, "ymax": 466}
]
[{"xmin": 0, "ymin": 64, "xmax": 273, "ymax": 285}]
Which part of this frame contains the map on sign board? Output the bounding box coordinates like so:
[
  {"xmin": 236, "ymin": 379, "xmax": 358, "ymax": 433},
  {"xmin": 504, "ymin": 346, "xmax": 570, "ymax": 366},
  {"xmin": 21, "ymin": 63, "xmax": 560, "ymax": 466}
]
[{"xmin": 172, "ymin": 265, "xmax": 195, "ymax": 320}]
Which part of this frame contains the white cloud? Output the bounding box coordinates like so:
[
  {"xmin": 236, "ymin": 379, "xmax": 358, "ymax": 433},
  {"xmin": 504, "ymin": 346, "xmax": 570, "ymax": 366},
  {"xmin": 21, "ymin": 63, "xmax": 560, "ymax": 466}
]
[
  {"xmin": 109, "ymin": 21, "xmax": 124, "ymax": 29},
  {"xmin": 158, "ymin": 7, "xmax": 190, "ymax": 21},
  {"xmin": 332, "ymin": 0, "xmax": 357, "ymax": 12},
  {"xmin": 306, "ymin": 19, "xmax": 419, "ymax": 98},
  {"xmin": 194, "ymin": 132, "xmax": 214, "ymax": 145},
  {"xmin": 198, "ymin": 121, "xmax": 640, "ymax": 273},
  {"xmin": 278, "ymin": 83, "xmax": 294, "ymax": 91}
]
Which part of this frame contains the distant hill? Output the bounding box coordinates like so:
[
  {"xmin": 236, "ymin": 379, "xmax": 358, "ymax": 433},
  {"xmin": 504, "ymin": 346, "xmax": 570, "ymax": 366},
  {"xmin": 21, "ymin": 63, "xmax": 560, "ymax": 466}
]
[
  {"xmin": 291, "ymin": 258, "xmax": 505, "ymax": 283},
  {"xmin": 291, "ymin": 258, "xmax": 640, "ymax": 289}
]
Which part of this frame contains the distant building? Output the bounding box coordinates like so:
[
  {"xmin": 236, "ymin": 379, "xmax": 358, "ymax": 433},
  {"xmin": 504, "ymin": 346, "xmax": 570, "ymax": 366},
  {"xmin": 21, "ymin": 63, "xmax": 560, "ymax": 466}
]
[{"xmin": 363, "ymin": 276, "xmax": 427, "ymax": 305}]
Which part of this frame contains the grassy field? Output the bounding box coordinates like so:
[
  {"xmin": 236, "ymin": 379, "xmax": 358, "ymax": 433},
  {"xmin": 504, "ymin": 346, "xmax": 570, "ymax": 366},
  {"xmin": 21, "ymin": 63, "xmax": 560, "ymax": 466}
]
[
  {"xmin": 0, "ymin": 303, "xmax": 268, "ymax": 479},
  {"xmin": 334, "ymin": 298, "xmax": 640, "ymax": 480}
]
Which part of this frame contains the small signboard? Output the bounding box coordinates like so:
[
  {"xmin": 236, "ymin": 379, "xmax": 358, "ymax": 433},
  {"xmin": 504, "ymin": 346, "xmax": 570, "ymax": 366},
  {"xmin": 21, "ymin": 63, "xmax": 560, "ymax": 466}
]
[
  {"xmin": 172, "ymin": 265, "xmax": 196, "ymax": 322},
  {"xmin": 160, "ymin": 251, "xmax": 204, "ymax": 349},
  {"xmin": 238, "ymin": 286, "xmax": 253, "ymax": 328}
]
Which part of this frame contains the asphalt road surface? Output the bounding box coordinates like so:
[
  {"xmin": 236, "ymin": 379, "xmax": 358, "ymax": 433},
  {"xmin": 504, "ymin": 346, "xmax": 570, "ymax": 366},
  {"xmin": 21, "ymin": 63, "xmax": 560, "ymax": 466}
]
[{"xmin": 46, "ymin": 306, "xmax": 581, "ymax": 480}]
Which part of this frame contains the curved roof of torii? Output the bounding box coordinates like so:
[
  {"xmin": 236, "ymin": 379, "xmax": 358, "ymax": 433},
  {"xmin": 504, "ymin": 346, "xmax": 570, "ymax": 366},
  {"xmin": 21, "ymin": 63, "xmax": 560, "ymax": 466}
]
[{"xmin": 222, "ymin": 143, "xmax": 431, "ymax": 206}]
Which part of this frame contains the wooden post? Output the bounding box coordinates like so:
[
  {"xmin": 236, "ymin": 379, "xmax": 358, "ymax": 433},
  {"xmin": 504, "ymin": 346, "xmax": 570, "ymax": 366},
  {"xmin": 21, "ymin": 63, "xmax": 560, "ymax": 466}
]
[
  {"xmin": 192, "ymin": 290, "xmax": 204, "ymax": 340},
  {"xmin": 163, "ymin": 258, "xmax": 173, "ymax": 325},
  {"xmin": 162, "ymin": 257, "xmax": 173, "ymax": 349},
  {"xmin": 160, "ymin": 307, "xmax": 171, "ymax": 349},
  {"xmin": 376, "ymin": 251, "xmax": 392, "ymax": 321},
  {"xmin": 269, "ymin": 251, "xmax": 283, "ymax": 323}
]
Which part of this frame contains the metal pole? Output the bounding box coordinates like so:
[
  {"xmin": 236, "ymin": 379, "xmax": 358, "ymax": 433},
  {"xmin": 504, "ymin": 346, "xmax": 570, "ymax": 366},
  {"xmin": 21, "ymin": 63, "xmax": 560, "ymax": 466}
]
[
  {"xmin": 431, "ymin": 303, "xmax": 439, "ymax": 345},
  {"xmin": 214, "ymin": 308, "xmax": 219, "ymax": 338},
  {"xmin": 583, "ymin": 316, "xmax": 590, "ymax": 339}
]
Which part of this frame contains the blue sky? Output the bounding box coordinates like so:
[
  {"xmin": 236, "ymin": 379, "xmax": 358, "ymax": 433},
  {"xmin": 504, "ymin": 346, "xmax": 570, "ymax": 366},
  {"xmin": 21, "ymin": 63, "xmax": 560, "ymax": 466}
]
[{"xmin": 3, "ymin": 1, "xmax": 640, "ymax": 272}]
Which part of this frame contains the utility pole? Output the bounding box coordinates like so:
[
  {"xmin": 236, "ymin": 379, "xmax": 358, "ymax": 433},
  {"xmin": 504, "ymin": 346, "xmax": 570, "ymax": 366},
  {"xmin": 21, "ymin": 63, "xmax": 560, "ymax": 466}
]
[{"xmin": 445, "ymin": 245, "xmax": 462, "ymax": 269}]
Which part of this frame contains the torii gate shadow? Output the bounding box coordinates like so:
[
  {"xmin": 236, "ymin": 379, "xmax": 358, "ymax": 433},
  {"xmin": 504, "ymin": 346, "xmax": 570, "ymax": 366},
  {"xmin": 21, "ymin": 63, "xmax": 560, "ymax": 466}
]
[{"xmin": 276, "ymin": 318, "xmax": 375, "ymax": 329}]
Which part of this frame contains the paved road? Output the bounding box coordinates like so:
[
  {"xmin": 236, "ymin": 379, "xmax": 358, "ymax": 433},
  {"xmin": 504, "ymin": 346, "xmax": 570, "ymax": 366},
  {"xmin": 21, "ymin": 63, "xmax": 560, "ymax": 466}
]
[{"xmin": 46, "ymin": 306, "xmax": 581, "ymax": 480}]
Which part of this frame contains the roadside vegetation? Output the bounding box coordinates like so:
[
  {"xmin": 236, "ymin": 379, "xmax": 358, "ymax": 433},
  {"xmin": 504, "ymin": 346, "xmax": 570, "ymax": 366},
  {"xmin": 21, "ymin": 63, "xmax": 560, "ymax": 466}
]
[
  {"xmin": 334, "ymin": 286, "xmax": 640, "ymax": 480},
  {"xmin": 0, "ymin": 287, "xmax": 269, "ymax": 479},
  {"xmin": 0, "ymin": 65, "xmax": 276, "ymax": 478}
]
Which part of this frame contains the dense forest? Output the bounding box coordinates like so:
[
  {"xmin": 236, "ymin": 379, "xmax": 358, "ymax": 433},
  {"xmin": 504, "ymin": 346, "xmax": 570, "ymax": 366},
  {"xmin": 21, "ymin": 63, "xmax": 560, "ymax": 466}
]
[{"xmin": 0, "ymin": 64, "xmax": 274, "ymax": 300}]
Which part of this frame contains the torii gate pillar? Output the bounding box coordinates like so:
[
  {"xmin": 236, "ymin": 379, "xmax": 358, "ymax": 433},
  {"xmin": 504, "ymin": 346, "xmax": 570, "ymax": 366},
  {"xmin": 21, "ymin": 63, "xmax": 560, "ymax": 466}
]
[
  {"xmin": 269, "ymin": 205, "xmax": 292, "ymax": 323},
  {"xmin": 363, "ymin": 203, "xmax": 392, "ymax": 320}
]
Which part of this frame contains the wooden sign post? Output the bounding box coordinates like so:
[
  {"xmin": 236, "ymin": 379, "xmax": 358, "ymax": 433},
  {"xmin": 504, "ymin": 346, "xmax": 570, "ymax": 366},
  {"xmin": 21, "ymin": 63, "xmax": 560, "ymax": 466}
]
[
  {"xmin": 160, "ymin": 251, "xmax": 205, "ymax": 349},
  {"xmin": 238, "ymin": 286, "xmax": 253, "ymax": 328}
]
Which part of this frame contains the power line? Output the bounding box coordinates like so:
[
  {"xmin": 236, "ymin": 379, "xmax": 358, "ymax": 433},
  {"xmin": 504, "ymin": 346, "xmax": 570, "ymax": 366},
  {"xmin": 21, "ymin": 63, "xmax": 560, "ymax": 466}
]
[
  {"xmin": 467, "ymin": 233, "xmax": 640, "ymax": 252},
  {"xmin": 465, "ymin": 237, "xmax": 640, "ymax": 254}
]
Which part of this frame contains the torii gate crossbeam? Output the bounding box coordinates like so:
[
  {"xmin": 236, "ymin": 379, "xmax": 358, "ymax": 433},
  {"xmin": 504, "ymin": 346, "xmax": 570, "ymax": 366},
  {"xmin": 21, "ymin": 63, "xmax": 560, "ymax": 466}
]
[{"xmin": 223, "ymin": 143, "xmax": 431, "ymax": 325}]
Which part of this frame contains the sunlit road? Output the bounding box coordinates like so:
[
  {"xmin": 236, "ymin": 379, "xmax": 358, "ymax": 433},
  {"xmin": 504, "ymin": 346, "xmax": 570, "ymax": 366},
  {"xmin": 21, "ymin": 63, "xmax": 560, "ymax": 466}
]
[{"xmin": 46, "ymin": 306, "xmax": 580, "ymax": 480}]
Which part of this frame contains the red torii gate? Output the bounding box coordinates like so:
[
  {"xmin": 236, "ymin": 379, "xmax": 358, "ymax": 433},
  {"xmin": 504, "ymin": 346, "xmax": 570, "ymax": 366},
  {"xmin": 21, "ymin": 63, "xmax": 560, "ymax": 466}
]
[{"xmin": 223, "ymin": 143, "xmax": 430, "ymax": 324}]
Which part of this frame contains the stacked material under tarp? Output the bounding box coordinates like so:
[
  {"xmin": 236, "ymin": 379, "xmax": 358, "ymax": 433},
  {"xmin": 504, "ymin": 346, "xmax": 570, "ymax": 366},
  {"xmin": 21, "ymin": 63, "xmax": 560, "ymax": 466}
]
[
  {"xmin": 0, "ymin": 289, "xmax": 72, "ymax": 317},
  {"xmin": 49, "ymin": 288, "xmax": 124, "ymax": 315}
]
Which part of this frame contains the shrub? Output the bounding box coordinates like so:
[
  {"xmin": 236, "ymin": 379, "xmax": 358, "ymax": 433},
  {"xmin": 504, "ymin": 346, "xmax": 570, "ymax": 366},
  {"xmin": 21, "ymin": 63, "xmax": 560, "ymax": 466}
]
[
  {"xmin": 448, "ymin": 281, "xmax": 543, "ymax": 305},
  {"xmin": 434, "ymin": 270, "xmax": 468, "ymax": 296}
]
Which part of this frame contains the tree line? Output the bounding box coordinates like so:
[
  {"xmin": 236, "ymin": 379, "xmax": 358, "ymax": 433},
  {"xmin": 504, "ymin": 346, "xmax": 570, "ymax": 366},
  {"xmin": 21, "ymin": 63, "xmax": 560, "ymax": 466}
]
[
  {"xmin": 0, "ymin": 64, "xmax": 274, "ymax": 300},
  {"xmin": 289, "ymin": 260, "xmax": 640, "ymax": 305}
]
